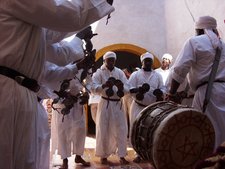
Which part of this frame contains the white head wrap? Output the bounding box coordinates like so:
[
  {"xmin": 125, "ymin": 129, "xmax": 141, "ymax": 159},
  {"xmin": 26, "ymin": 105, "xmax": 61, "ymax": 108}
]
[
  {"xmin": 162, "ymin": 53, "xmax": 173, "ymax": 62},
  {"xmin": 205, "ymin": 29, "xmax": 221, "ymax": 49},
  {"xmin": 195, "ymin": 16, "xmax": 217, "ymax": 29},
  {"xmin": 103, "ymin": 51, "xmax": 117, "ymax": 60},
  {"xmin": 195, "ymin": 16, "xmax": 221, "ymax": 49},
  {"xmin": 140, "ymin": 52, "xmax": 154, "ymax": 62}
]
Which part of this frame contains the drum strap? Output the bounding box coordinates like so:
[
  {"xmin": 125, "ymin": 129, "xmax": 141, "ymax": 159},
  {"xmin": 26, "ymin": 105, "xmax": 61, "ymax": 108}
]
[{"xmin": 202, "ymin": 46, "xmax": 221, "ymax": 113}]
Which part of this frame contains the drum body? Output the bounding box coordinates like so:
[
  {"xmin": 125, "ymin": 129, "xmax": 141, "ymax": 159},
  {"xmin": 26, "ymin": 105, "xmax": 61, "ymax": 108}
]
[{"xmin": 131, "ymin": 101, "xmax": 215, "ymax": 169}]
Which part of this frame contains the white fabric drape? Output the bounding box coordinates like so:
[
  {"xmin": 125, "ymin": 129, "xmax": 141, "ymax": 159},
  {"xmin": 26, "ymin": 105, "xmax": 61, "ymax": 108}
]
[{"xmin": 91, "ymin": 65, "xmax": 129, "ymax": 158}]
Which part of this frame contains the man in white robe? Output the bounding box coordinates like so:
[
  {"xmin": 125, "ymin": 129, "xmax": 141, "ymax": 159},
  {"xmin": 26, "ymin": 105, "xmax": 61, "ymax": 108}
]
[
  {"xmin": 39, "ymin": 27, "xmax": 97, "ymax": 169},
  {"xmin": 51, "ymin": 71, "xmax": 90, "ymax": 169},
  {"xmin": 91, "ymin": 51, "xmax": 129, "ymax": 165},
  {"xmin": 155, "ymin": 53, "xmax": 173, "ymax": 94},
  {"xmin": 38, "ymin": 34, "xmax": 87, "ymax": 169},
  {"xmin": 155, "ymin": 53, "xmax": 173, "ymax": 85},
  {"xmin": 166, "ymin": 68, "xmax": 194, "ymax": 106},
  {"xmin": 167, "ymin": 16, "xmax": 225, "ymax": 149},
  {"xmin": 128, "ymin": 52, "xmax": 163, "ymax": 163},
  {"xmin": 0, "ymin": 1, "xmax": 114, "ymax": 168}
]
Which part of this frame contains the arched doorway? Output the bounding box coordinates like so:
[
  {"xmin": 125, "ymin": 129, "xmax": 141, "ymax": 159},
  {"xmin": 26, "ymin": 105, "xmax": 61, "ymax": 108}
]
[{"xmin": 95, "ymin": 43, "xmax": 161, "ymax": 69}]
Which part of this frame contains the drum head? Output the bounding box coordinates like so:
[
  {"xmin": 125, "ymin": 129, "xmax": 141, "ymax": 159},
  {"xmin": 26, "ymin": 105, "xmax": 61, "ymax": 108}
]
[{"xmin": 153, "ymin": 108, "xmax": 215, "ymax": 169}]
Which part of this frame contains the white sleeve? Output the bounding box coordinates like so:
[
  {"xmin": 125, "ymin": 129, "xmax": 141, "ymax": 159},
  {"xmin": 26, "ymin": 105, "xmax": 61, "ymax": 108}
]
[
  {"xmin": 128, "ymin": 72, "xmax": 138, "ymax": 88},
  {"xmin": 41, "ymin": 61, "xmax": 78, "ymax": 84},
  {"xmin": 91, "ymin": 70, "xmax": 104, "ymax": 95},
  {"xmin": 119, "ymin": 70, "xmax": 129, "ymax": 94},
  {"xmin": 4, "ymin": 0, "xmax": 114, "ymax": 32},
  {"xmin": 45, "ymin": 29, "xmax": 69, "ymax": 45},
  {"xmin": 172, "ymin": 38, "xmax": 195, "ymax": 84},
  {"xmin": 46, "ymin": 36, "xmax": 84, "ymax": 66},
  {"xmin": 127, "ymin": 72, "xmax": 138, "ymax": 98},
  {"xmin": 45, "ymin": 29, "xmax": 78, "ymax": 45}
]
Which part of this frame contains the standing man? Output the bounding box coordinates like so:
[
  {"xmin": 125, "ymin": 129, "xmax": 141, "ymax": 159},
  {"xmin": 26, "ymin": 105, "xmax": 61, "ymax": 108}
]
[
  {"xmin": 167, "ymin": 16, "xmax": 225, "ymax": 149},
  {"xmin": 41, "ymin": 26, "xmax": 99, "ymax": 169},
  {"xmin": 128, "ymin": 52, "xmax": 163, "ymax": 163},
  {"xmin": 0, "ymin": 1, "xmax": 114, "ymax": 169},
  {"xmin": 91, "ymin": 51, "xmax": 129, "ymax": 165},
  {"xmin": 51, "ymin": 71, "xmax": 90, "ymax": 169},
  {"xmin": 155, "ymin": 53, "xmax": 173, "ymax": 93}
]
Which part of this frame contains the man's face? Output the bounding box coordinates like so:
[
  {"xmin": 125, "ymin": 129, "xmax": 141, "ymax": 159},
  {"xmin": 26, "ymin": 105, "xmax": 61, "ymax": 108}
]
[
  {"xmin": 195, "ymin": 29, "xmax": 204, "ymax": 36},
  {"xmin": 162, "ymin": 57, "xmax": 171, "ymax": 67},
  {"xmin": 105, "ymin": 57, "xmax": 116, "ymax": 70},
  {"xmin": 142, "ymin": 58, "xmax": 153, "ymax": 69}
]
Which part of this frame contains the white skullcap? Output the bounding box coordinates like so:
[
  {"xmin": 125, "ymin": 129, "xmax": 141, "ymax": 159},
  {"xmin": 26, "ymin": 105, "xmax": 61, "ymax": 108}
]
[
  {"xmin": 103, "ymin": 51, "xmax": 117, "ymax": 60},
  {"xmin": 140, "ymin": 52, "xmax": 154, "ymax": 62},
  {"xmin": 162, "ymin": 53, "xmax": 173, "ymax": 62},
  {"xmin": 195, "ymin": 16, "xmax": 217, "ymax": 29}
]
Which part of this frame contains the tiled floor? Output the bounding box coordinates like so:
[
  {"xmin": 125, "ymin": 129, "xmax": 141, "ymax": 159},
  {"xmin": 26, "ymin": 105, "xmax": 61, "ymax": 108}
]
[{"xmin": 51, "ymin": 136, "xmax": 155, "ymax": 169}]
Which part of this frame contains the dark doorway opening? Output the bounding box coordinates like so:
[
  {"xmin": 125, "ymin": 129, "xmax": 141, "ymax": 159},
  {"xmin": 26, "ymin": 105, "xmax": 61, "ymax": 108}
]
[{"xmin": 95, "ymin": 51, "xmax": 141, "ymax": 70}]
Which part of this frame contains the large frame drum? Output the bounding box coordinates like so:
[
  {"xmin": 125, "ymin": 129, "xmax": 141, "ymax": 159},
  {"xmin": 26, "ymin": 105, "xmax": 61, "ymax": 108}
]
[{"xmin": 131, "ymin": 101, "xmax": 215, "ymax": 169}]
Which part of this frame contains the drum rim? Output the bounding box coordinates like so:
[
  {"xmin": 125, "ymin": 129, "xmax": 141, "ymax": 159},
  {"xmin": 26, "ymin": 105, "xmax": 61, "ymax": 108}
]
[{"xmin": 131, "ymin": 101, "xmax": 215, "ymax": 169}]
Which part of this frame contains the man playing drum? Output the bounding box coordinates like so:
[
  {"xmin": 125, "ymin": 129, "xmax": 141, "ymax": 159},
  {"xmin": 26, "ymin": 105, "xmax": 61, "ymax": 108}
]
[
  {"xmin": 167, "ymin": 15, "xmax": 225, "ymax": 149},
  {"xmin": 128, "ymin": 52, "xmax": 163, "ymax": 162}
]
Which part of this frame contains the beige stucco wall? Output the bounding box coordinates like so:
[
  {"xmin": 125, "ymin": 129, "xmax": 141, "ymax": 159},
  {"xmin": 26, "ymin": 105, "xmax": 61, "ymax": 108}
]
[{"xmin": 92, "ymin": 0, "xmax": 225, "ymax": 62}]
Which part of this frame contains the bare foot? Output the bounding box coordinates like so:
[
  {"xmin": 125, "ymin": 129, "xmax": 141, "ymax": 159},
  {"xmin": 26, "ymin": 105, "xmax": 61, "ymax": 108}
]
[
  {"xmin": 59, "ymin": 158, "xmax": 68, "ymax": 169},
  {"xmin": 75, "ymin": 155, "xmax": 90, "ymax": 166},
  {"xmin": 120, "ymin": 157, "xmax": 129, "ymax": 165},
  {"xmin": 100, "ymin": 158, "xmax": 108, "ymax": 165}
]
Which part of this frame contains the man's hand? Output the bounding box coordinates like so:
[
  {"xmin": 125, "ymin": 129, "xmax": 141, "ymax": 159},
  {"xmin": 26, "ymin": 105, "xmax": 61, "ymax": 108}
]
[
  {"xmin": 153, "ymin": 89, "xmax": 164, "ymax": 101},
  {"xmin": 76, "ymin": 26, "xmax": 97, "ymax": 40},
  {"xmin": 106, "ymin": 0, "xmax": 113, "ymax": 5},
  {"xmin": 102, "ymin": 80, "xmax": 114, "ymax": 89},
  {"xmin": 76, "ymin": 56, "xmax": 91, "ymax": 70},
  {"xmin": 114, "ymin": 79, "xmax": 124, "ymax": 90},
  {"xmin": 102, "ymin": 77, "xmax": 116, "ymax": 89},
  {"xmin": 76, "ymin": 49, "xmax": 96, "ymax": 70},
  {"xmin": 165, "ymin": 93, "xmax": 182, "ymax": 104},
  {"xmin": 130, "ymin": 88, "xmax": 139, "ymax": 93}
]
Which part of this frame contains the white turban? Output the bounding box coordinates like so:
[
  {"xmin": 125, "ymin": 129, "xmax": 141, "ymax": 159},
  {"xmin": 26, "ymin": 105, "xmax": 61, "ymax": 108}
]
[
  {"xmin": 195, "ymin": 16, "xmax": 217, "ymax": 29},
  {"xmin": 162, "ymin": 53, "xmax": 173, "ymax": 62},
  {"xmin": 103, "ymin": 51, "xmax": 117, "ymax": 60},
  {"xmin": 140, "ymin": 52, "xmax": 154, "ymax": 62}
]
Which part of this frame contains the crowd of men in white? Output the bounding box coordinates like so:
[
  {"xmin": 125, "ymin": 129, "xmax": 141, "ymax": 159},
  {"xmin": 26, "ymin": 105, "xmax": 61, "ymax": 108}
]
[{"xmin": 0, "ymin": 1, "xmax": 224, "ymax": 169}]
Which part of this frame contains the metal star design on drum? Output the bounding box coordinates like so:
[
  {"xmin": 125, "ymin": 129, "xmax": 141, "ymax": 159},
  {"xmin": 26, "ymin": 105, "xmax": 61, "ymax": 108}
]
[{"xmin": 131, "ymin": 101, "xmax": 215, "ymax": 169}]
